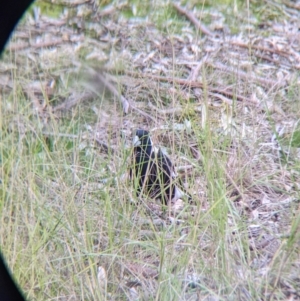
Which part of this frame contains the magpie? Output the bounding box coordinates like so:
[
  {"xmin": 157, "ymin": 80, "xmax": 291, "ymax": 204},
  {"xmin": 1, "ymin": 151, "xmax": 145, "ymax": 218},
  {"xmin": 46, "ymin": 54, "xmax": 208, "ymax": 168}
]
[{"xmin": 131, "ymin": 129, "xmax": 189, "ymax": 205}]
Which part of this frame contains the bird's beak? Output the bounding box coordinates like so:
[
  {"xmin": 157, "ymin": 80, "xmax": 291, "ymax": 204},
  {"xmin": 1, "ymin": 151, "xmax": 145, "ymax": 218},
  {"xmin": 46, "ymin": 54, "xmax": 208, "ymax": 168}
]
[{"xmin": 133, "ymin": 135, "xmax": 141, "ymax": 146}]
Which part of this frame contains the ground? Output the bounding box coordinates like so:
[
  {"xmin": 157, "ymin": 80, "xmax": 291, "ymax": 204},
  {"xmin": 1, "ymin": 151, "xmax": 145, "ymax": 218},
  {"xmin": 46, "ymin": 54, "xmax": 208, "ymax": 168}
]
[{"xmin": 0, "ymin": 0, "xmax": 300, "ymax": 300}]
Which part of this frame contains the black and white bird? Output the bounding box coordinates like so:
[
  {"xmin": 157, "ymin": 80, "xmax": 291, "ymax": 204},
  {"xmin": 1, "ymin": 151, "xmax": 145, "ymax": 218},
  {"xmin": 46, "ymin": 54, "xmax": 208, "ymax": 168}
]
[{"xmin": 131, "ymin": 129, "xmax": 190, "ymax": 205}]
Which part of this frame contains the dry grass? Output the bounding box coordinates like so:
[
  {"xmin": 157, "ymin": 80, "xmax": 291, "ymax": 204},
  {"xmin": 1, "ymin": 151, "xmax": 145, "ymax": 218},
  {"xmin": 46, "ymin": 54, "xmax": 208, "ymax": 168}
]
[{"xmin": 1, "ymin": 0, "xmax": 300, "ymax": 300}]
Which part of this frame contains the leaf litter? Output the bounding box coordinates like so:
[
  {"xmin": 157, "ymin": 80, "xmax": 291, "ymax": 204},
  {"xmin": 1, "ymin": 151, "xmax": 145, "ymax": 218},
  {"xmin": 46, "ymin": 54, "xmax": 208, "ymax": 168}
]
[{"xmin": 1, "ymin": 1, "xmax": 300, "ymax": 300}]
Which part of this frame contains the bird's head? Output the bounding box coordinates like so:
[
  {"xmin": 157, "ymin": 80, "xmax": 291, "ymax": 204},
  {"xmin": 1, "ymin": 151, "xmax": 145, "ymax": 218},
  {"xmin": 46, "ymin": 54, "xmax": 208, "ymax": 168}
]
[{"xmin": 133, "ymin": 129, "xmax": 152, "ymax": 150}]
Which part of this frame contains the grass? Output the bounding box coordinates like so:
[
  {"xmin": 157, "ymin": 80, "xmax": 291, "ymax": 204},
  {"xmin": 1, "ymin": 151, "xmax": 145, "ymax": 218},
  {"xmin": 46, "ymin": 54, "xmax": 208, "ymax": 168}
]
[
  {"xmin": 1, "ymin": 0, "xmax": 300, "ymax": 300},
  {"xmin": 1, "ymin": 86, "xmax": 239, "ymax": 299}
]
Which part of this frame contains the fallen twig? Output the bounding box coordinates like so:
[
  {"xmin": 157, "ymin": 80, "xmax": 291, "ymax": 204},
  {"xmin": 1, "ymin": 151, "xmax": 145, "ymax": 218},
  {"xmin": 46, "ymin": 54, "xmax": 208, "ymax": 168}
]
[
  {"xmin": 93, "ymin": 138, "xmax": 114, "ymax": 154},
  {"xmin": 230, "ymin": 40, "xmax": 300, "ymax": 67},
  {"xmin": 126, "ymin": 71, "xmax": 254, "ymax": 104},
  {"xmin": 96, "ymin": 73, "xmax": 130, "ymax": 114},
  {"xmin": 172, "ymin": 2, "xmax": 214, "ymax": 37},
  {"xmin": 89, "ymin": 71, "xmax": 157, "ymax": 122},
  {"xmin": 282, "ymin": 0, "xmax": 300, "ymax": 10},
  {"xmin": 187, "ymin": 55, "xmax": 209, "ymax": 82},
  {"xmin": 230, "ymin": 40, "xmax": 290, "ymax": 58},
  {"xmin": 97, "ymin": 2, "xmax": 128, "ymax": 17},
  {"xmin": 207, "ymin": 61, "xmax": 286, "ymax": 89},
  {"xmin": 52, "ymin": 91, "xmax": 95, "ymax": 113},
  {"xmin": 9, "ymin": 35, "xmax": 84, "ymax": 51},
  {"xmin": 148, "ymin": 101, "xmax": 186, "ymax": 115}
]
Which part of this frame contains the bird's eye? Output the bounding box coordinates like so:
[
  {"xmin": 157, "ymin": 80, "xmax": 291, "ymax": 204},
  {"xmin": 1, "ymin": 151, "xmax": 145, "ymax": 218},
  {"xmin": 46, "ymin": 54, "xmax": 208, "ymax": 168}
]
[{"xmin": 133, "ymin": 135, "xmax": 141, "ymax": 146}]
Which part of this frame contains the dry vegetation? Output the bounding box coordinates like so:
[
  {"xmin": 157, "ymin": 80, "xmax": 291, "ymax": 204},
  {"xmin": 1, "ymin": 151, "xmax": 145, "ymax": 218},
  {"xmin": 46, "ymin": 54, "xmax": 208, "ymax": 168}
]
[{"xmin": 1, "ymin": 0, "xmax": 300, "ymax": 300}]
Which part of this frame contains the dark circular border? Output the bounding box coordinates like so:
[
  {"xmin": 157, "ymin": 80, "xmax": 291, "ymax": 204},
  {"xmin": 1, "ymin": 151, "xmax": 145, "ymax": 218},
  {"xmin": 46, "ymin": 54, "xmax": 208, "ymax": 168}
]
[{"xmin": 1, "ymin": 1, "xmax": 34, "ymax": 300}]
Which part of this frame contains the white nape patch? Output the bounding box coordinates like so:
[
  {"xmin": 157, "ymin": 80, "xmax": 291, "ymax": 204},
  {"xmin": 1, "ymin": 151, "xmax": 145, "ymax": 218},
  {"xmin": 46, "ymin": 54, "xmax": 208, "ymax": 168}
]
[
  {"xmin": 133, "ymin": 135, "xmax": 141, "ymax": 146},
  {"xmin": 149, "ymin": 136, "xmax": 153, "ymax": 147},
  {"xmin": 172, "ymin": 186, "xmax": 184, "ymax": 202},
  {"xmin": 171, "ymin": 171, "xmax": 177, "ymax": 178},
  {"xmin": 153, "ymin": 146, "xmax": 159, "ymax": 154},
  {"xmin": 159, "ymin": 146, "xmax": 168, "ymax": 155}
]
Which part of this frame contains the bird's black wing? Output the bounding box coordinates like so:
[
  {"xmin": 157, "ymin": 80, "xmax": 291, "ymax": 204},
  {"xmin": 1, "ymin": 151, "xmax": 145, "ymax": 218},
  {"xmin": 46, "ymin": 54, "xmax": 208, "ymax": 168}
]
[
  {"xmin": 131, "ymin": 147, "xmax": 152, "ymax": 196},
  {"xmin": 132, "ymin": 142, "xmax": 190, "ymax": 204},
  {"xmin": 151, "ymin": 149, "xmax": 192, "ymax": 204},
  {"xmin": 148, "ymin": 149, "xmax": 176, "ymax": 204}
]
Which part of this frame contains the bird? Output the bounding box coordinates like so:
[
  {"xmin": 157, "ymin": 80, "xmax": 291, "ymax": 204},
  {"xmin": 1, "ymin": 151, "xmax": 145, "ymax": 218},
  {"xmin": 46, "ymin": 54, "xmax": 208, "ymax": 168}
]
[{"xmin": 131, "ymin": 129, "xmax": 190, "ymax": 205}]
